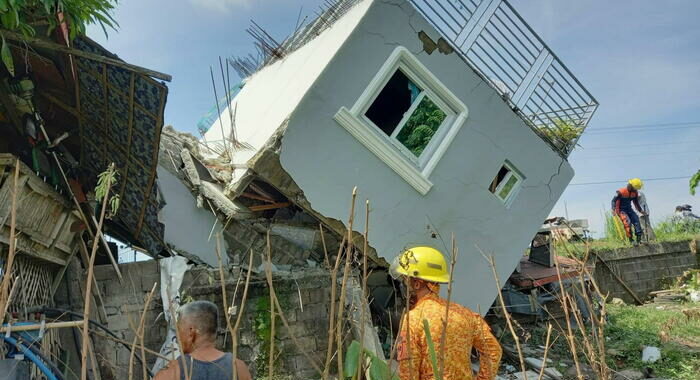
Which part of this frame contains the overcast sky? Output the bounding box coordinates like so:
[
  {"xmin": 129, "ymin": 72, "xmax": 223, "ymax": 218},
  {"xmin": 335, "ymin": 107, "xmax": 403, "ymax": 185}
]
[{"xmin": 88, "ymin": 0, "xmax": 700, "ymax": 237}]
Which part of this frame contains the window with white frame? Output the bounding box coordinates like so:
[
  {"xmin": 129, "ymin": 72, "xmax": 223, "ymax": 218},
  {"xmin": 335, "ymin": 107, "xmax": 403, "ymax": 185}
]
[
  {"xmin": 334, "ymin": 47, "xmax": 468, "ymax": 195},
  {"xmin": 489, "ymin": 162, "xmax": 523, "ymax": 205}
]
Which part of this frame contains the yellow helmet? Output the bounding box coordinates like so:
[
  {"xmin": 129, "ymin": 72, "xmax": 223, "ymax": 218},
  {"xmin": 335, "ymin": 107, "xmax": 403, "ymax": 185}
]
[
  {"xmin": 628, "ymin": 178, "xmax": 643, "ymax": 190},
  {"xmin": 390, "ymin": 246, "xmax": 450, "ymax": 284}
]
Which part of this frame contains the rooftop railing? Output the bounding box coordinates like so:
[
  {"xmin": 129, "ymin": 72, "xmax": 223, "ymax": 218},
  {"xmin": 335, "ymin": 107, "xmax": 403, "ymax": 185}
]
[{"xmin": 410, "ymin": 0, "xmax": 599, "ymax": 156}]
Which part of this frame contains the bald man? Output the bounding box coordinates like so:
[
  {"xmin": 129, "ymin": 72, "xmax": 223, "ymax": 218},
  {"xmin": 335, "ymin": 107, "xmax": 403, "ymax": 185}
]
[{"xmin": 154, "ymin": 300, "xmax": 252, "ymax": 380}]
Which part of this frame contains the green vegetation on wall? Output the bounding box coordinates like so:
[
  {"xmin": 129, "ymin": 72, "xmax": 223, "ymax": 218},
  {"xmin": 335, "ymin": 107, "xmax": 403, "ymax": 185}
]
[{"xmin": 538, "ymin": 119, "xmax": 583, "ymax": 151}]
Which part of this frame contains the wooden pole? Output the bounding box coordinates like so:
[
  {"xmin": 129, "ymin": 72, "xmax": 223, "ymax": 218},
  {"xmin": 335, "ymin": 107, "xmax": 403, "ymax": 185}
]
[
  {"xmin": 0, "ymin": 29, "xmax": 172, "ymax": 82},
  {"xmin": 591, "ymin": 251, "xmax": 643, "ymax": 305},
  {"xmin": 0, "ymin": 320, "xmax": 84, "ymax": 333},
  {"xmin": 0, "ymin": 160, "xmax": 20, "ymax": 320}
]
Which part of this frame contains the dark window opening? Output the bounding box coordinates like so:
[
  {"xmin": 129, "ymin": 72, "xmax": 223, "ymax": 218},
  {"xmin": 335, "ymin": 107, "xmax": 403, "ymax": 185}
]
[
  {"xmin": 489, "ymin": 166, "xmax": 510, "ymax": 193},
  {"xmin": 365, "ymin": 69, "xmax": 420, "ymax": 136}
]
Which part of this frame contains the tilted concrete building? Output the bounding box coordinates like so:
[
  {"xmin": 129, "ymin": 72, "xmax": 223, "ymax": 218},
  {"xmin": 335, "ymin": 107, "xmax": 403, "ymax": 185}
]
[{"xmin": 202, "ymin": 0, "xmax": 598, "ymax": 311}]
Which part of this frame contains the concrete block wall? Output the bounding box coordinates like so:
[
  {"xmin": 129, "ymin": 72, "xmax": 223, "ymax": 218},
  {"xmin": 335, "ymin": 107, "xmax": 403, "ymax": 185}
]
[
  {"xmin": 592, "ymin": 239, "xmax": 700, "ymax": 303},
  {"xmin": 56, "ymin": 259, "xmax": 341, "ymax": 380}
]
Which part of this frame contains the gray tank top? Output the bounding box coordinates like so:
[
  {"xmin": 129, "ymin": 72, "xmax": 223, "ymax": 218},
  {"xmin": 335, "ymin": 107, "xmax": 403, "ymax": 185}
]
[{"xmin": 179, "ymin": 352, "xmax": 234, "ymax": 380}]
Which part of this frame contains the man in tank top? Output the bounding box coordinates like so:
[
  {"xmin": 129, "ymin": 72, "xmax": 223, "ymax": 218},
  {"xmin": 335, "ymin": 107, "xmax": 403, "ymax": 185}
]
[{"xmin": 154, "ymin": 300, "xmax": 252, "ymax": 380}]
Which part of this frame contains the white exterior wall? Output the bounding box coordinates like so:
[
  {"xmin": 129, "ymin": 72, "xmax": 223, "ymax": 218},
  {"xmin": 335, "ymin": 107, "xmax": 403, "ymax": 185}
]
[
  {"xmin": 278, "ymin": 0, "xmax": 574, "ymax": 311},
  {"xmin": 202, "ymin": 0, "xmax": 373, "ymax": 170},
  {"xmin": 158, "ymin": 167, "xmax": 227, "ymax": 266}
]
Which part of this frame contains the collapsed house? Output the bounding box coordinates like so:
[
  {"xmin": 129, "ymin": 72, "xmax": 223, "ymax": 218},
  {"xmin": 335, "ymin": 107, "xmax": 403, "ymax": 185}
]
[
  {"xmin": 0, "ymin": 0, "xmax": 599, "ymax": 379},
  {"xmin": 201, "ymin": 0, "xmax": 598, "ymax": 313}
]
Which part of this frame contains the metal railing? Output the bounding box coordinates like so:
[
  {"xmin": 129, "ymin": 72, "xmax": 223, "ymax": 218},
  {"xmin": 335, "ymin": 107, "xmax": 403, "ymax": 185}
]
[{"xmin": 410, "ymin": 0, "xmax": 598, "ymax": 156}]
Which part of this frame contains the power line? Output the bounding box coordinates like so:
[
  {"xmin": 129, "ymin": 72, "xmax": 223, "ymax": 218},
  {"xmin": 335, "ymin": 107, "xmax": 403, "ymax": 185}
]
[
  {"xmin": 579, "ymin": 141, "xmax": 696, "ymax": 150},
  {"xmin": 586, "ymin": 121, "xmax": 700, "ymax": 131},
  {"xmin": 586, "ymin": 125, "xmax": 700, "ymax": 134},
  {"xmin": 574, "ymin": 150, "xmax": 698, "ymax": 160},
  {"xmin": 569, "ymin": 176, "xmax": 691, "ymax": 186}
]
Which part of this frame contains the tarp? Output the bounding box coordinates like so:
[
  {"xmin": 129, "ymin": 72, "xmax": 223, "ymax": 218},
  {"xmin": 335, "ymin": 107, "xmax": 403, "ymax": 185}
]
[
  {"xmin": 72, "ymin": 37, "xmax": 168, "ymax": 254},
  {"xmin": 152, "ymin": 255, "xmax": 191, "ymax": 373}
]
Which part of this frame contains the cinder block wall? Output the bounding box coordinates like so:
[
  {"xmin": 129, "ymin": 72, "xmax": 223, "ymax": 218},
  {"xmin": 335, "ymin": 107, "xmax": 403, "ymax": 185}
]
[
  {"xmin": 56, "ymin": 259, "xmax": 338, "ymax": 380},
  {"xmin": 592, "ymin": 239, "xmax": 699, "ymax": 303}
]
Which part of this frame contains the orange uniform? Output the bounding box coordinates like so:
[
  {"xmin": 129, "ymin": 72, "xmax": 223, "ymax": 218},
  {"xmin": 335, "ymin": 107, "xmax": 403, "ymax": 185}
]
[{"xmin": 397, "ymin": 292, "xmax": 502, "ymax": 380}]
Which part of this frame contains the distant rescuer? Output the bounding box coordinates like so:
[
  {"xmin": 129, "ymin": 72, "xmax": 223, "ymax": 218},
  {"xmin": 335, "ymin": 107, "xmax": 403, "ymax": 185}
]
[
  {"xmin": 611, "ymin": 178, "xmax": 647, "ymax": 244},
  {"xmin": 391, "ymin": 246, "xmax": 502, "ymax": 380},
  {"xmin": 154, "ymin": 300, "xmax": 252, "ymax": 380}
]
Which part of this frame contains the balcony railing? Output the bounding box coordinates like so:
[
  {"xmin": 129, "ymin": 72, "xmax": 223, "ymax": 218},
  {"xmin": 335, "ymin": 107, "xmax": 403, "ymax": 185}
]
[{"xmin": 410, "ymin": 0, "xmax": 599, "ymax": 156}]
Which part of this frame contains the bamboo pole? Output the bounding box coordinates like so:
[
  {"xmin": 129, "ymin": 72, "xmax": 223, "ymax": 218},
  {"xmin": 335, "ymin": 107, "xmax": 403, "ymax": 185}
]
[
  {"xmin": 357, "ymin": 200, "xmax": 369, "ymax": 378},
  {"xmin": 0, "ymin": 159, "xmax": 20, "ymax": 320},
  {"xmin": 128, "ymin": 282, "xmax": 158, "ymax": 380},
  {"xmin": 267, "ymin": 233, "xmax": 276, "ymax": 380},
  {"xmin": 0, "ymin": 318, "xmax": 82, "ymax": 332},
  {"xmin": 0, "ymin": 29, "xmax": 172, "ymax": 81},
  {"xmin": 483, "ymin": 252, "xmax": 528, "ymax": 380},
  {"xmin": 230, "ymin": 250, "xmax": 254, "ymax": 380},
  {"xmin": 263, "ymin": 234, "xmax": 323, "ymax": 376},
  {"xmin": 323, "ymin": 235, "xmax": 346, "ymax": 380},
  {"xmin": 336, "ymin": 187, "xmax": 357, "ymax": 378},
  {"xmin": 80, "ymin": 165, "xmax": 114, "ymax": 380},
  {"xmin": 438, "ymin": 234, "xmax": 458, "ymax": 378}
]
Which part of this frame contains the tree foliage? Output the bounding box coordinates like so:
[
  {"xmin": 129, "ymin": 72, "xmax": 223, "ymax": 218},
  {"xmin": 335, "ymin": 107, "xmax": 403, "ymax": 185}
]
[
  {"xmin": 0, "ymin": 0, "xmax": 119, "ymax": 74},
  {"xmin": 397, "ymin": 96, "xmax": 447, "ymax": 157},
  {"xmin": 690, "ymin": 170, "xmax": 700, "ymax": 196}
]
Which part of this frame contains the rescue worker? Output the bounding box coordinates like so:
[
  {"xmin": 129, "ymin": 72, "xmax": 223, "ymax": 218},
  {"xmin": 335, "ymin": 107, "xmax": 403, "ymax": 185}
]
[
  {"xmin": 391, "ymin": 247, "xmax": 502, "ymax": 380},
  {"xmin": 611, "ymin": 178, "xmax": 647, "ymax": 244}
]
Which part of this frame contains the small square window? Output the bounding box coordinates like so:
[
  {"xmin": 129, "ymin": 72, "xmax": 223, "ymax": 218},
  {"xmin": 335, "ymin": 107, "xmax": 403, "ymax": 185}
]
[
  {"xmin": 490, "ymin": 163, "xmax": 523, "ymax": 204},
  {"xmin": 364, "ymin": 69, "xmax": 448, "ymax": 159}
]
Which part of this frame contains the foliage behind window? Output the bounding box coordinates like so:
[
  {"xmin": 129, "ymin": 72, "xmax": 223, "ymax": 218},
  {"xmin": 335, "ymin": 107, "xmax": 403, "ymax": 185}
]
[{"xmin": 396, "ymin": 96, "xmax": 446, "ymax": 157}]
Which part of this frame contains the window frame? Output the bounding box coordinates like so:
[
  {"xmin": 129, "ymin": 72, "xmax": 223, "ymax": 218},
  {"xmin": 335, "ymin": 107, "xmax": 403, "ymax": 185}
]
[
  {"xmin": 490, "ymin": 161, "xmax": 524, "ymax": 207},
  {"xmin": 334, "ymin": 46, "xmax": 468, "ymax": 195}
]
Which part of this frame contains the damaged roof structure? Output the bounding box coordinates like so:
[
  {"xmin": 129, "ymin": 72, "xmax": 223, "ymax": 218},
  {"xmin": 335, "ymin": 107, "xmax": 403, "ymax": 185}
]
[{"xmin": 194, "ymin": 0, "xmax": 598, "ymax": 312}]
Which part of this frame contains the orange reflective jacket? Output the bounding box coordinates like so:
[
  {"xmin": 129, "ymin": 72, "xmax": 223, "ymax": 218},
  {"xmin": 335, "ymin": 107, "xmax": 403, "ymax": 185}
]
[{"xmin": 397, "ymin": 293, "xmax": 502, "ymax": 380}]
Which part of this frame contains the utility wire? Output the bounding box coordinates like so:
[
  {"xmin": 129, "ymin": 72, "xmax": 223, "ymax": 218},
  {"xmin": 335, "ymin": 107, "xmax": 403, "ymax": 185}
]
[
  {"xmin": 574, "ymin": 150, "xmax": 698, "ymax": 160},
  {"xmin": 586, "ymin": 121, "xmax": 700, "ymax": 130},
  {"xmin": 586, "ymin": 125, "xmax": 700, "ymax": 134},
  {"xmin": 579, "ymin": 141, "xmax": 696, "ymax": 150},
  {"xmin": 569, "ymin": 176, "xmax": 691, "ymax": 186}
]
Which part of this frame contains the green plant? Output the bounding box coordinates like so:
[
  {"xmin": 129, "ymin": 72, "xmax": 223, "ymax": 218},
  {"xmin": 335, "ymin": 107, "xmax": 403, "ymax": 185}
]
[
  {"xmin": 253, "ymin": 297, "xmax": 279, "ymax": 374},
  {"xmin": 0, "ymin": 0, "xmax": 119, "ymax": 74},
  {"xmin": 605, "ymin": 305, "xmax": 700, "ymax": 380},
  {"xmin": 538, "ymin": 119, "xmax": 583, "ymax": 149},
  {"xmin": 343, "ymin": 340, "xmax": 398, "ymax": 380},
  {"xmin": 95, "ymin": 163, "xmax": 120, "ymax": 218},
  {"xmin": 603, "ymin": 211, "xmax": 629, "ymax": 244},
  {"xmin": 654, "ymin": 217, "xmax": 700, "ymax": 241},
  {"xmin": 690, "ymin": 170, "xmax": 700, "ymax": 195}
]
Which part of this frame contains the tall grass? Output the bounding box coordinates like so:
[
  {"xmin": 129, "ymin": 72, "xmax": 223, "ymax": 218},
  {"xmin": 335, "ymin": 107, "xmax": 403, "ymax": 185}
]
[
  {"xmin": 602, "ymin": 212, "xmax": 628, "ymax": 244},
  {"xmin": 655, "ymin": 218, "xmax": 700, "ymax": 241}
]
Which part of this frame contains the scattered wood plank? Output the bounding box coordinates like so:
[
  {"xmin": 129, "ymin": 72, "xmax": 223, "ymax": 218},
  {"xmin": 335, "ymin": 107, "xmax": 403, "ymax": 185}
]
[
  {"xmin": 249, "ymin": 202, "xmax": 291, "ymax": 212},
  {"xmin": 591, "ymin": 251, "xmax": 643, "ymax": 305},
  {"xmin": 241, "ymin": 192, "xmax": 275, "ymax": 203}
]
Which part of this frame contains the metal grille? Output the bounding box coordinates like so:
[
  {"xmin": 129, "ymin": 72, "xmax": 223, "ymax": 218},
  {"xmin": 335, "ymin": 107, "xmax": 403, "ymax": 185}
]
[{"xmin": 410, "ymin": 0, "xmax": 598, "ymax": 156}]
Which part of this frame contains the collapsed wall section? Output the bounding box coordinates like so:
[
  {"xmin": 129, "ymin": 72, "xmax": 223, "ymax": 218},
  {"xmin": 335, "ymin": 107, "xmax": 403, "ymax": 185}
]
[{"xmin": 55, "ymin": 259, "xmax": 348, "ymax": 380}]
